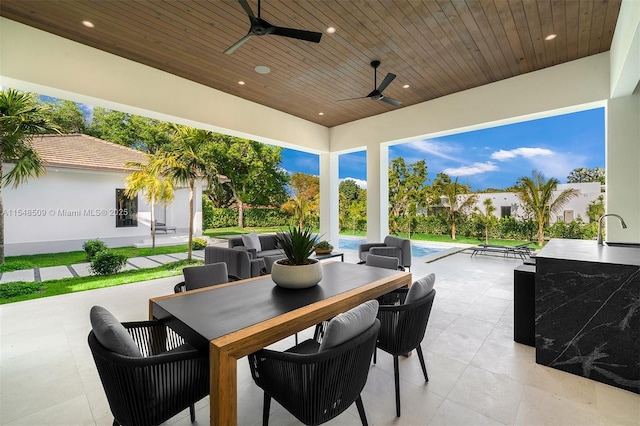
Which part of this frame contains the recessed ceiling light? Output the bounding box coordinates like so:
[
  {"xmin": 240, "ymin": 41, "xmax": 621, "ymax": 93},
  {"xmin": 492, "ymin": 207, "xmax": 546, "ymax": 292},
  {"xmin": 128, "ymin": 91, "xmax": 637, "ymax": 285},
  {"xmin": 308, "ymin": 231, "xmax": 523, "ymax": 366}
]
[
  {"xmin": 318, "ymin": 112, "xmax": 324, "ymax": 116},
  {"xmin": 403, "ymin": 84, "xmax": 410, "ymax": 89},
  {"xmin": 254, "ymin": 65, "xmax": 271, "ymax": 74},
  {"xmin": 82, "ymin": 20, "xmax": 95, "ymax": 28},
  {"xmin": 238, "ymin": 81, "xmax": 245, "ymax": 85},
  {"xmin": 545, "ymin": 34, "xmax": 557, "ymax": 41},
  {"xmin": 326, "ymin": 27, "xmax": 336, "ymax": 34}
]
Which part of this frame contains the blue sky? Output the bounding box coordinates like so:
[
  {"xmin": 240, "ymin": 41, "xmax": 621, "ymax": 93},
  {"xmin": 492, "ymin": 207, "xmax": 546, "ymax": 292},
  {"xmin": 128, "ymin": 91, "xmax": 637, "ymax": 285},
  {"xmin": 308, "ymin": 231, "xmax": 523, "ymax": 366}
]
[{"xmin": 280, "ymin": 108, "xmax": 605, "ymax": 191}]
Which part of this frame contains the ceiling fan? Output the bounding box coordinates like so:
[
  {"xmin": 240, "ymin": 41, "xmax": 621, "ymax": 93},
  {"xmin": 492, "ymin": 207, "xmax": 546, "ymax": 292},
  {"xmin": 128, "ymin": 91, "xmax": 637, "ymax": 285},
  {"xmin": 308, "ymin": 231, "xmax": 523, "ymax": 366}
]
[
  {"xmin": 224, "ymin": 0, "xmax": 323, "ymax": 55},
  {"xmin": 338, "ymin": 60, "xmax": 402, "ymax": 106}
]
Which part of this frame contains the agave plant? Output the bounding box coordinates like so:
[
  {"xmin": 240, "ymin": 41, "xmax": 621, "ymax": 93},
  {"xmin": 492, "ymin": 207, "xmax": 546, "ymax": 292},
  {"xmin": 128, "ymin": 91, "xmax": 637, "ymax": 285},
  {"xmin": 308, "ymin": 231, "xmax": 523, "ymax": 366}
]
[{"xmin": 274, "ymin": 226, "xmax": 319, "ymax": 265}]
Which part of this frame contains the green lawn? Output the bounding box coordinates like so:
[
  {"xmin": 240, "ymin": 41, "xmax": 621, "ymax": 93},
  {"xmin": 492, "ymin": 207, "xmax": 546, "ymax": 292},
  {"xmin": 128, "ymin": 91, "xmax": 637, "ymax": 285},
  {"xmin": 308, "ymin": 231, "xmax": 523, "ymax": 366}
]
[
  {"xmin": 0, "ymin": 244, "xmax": 193, "ymax": 272},
  {"xmin": 203, "ymin": 226, "xmax": 283, "ymax": 238},
  {"xmin": 0, "ymin": 259, "xmax": 202, "ymax": 304}
]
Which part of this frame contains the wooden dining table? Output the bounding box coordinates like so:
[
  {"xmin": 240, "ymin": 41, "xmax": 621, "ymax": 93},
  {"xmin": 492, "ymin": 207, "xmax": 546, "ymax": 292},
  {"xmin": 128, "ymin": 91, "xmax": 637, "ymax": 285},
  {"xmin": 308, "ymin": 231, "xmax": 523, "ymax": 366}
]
[{"xmin": 149, "ymin": 261, "xmax": 411, "ymax": 425}]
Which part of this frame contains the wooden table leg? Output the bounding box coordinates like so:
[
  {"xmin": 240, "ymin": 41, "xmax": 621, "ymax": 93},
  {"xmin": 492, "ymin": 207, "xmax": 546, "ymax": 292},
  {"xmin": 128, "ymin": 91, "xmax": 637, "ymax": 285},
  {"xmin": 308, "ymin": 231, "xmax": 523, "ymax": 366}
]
[{"xmin": 210, "ymin": 343, "xmax": 237, "ymax": 425}]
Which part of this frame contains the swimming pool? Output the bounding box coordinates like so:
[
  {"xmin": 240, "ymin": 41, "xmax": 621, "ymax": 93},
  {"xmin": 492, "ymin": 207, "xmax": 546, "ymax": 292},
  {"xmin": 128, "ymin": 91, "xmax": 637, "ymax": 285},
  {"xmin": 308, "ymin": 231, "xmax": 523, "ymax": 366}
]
[{"xmin": 338, "ymin": 238, "xmax": 449, "ymax": 257}]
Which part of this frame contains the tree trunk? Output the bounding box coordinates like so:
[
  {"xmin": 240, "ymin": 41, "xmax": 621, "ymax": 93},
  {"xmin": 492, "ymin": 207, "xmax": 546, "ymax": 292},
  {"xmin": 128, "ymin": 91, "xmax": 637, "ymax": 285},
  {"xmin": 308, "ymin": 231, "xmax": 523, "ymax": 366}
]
[
  {"xmin": 237, "ymin": 200, "xmax": 244, "ymax": 228},
  {"xmin": 538, "ymin": 221, "xmax": 545, "ymax": 247},
  {"xmin": 451, "ymin": 221, "xmax": 456, "ymax": 240},
  {"xmin": 485, "ymin": 224, "xmax": 489, "ymax": 245},
  {"xmin": 150, "ymin": 196, "xmax": 156, "ymax": 250},
  {"xmin": 187, "ymin": 179, "xmax": 194, "ymax": 261}
]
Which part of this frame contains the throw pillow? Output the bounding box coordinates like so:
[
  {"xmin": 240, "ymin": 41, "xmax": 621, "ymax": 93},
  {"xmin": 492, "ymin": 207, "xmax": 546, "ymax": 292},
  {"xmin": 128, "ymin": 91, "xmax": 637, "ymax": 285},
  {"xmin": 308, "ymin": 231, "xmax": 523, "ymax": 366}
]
[
  {"xmin": 405, "ymin": 273, "xmax": 436, "ymax": 304},
  {"xmin": 319, "ymin": 300, "xmax": 379, "ymax": 351},
  {"xmin": 241, "ymin": 232, "xmax": 262, "ymax": 252},
  {"xmin": 90, "ymin": 306, "xmax": 142, "ymax": 357}
]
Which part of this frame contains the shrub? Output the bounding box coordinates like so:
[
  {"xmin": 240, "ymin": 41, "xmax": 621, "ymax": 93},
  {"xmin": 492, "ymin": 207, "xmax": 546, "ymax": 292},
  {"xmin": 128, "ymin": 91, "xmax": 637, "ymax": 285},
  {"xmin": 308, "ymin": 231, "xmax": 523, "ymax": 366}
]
[
  {"xmin": 192, "ymin": 237, "xmax": 207, "ymax": 250},
  {"xmin": 83, "ymin": 238, "xmax": 108, "ymax": 261},
  {"xmin": 90, "ymin": 249, "xmax": 128, "ymax": 276}
]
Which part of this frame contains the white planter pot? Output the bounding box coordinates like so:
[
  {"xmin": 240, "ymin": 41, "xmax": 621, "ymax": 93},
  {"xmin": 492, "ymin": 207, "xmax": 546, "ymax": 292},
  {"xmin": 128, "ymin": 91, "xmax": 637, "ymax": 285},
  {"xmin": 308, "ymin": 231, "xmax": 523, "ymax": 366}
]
[{"xmin": 271, "ymin": 259, "xmax": 323, "ymax": 289}]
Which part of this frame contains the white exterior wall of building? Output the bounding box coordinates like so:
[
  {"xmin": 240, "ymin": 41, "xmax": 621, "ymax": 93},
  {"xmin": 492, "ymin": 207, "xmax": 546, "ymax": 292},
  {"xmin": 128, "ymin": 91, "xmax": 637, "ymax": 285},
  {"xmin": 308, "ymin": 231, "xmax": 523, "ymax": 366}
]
[
  {"xmin": 3, "ymin": 165, "xmax": 202, "ymax": 255},
  {"xmin": 473, "ymin": 182, "xmax": 603, "ymax": 223}
]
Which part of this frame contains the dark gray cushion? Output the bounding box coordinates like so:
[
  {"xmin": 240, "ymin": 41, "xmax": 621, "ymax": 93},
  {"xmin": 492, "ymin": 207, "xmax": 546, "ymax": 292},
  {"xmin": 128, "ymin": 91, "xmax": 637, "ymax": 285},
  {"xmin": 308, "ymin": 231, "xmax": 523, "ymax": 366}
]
[
  {"xmin": 90, "ymin": 306, "xmax": 142, "ymax": 357},
  {"xmin": 241, "ymin": 232, "xmax": 262, "ymax": 252},
  {"xmin": 405, "ymin": 273, "xmax": 436, "ymax": 304},
  {"xmin": 319, "ymin": 300, "xmax": 379, "ymax": 351}
]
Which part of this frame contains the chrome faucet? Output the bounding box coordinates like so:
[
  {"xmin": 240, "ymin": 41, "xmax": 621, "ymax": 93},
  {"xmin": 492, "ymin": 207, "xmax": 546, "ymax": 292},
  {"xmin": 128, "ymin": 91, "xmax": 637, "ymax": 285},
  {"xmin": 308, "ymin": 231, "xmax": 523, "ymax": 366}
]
[{"xmin": 597, "ymin": 214, "xmax": 627, "ymax": 245}]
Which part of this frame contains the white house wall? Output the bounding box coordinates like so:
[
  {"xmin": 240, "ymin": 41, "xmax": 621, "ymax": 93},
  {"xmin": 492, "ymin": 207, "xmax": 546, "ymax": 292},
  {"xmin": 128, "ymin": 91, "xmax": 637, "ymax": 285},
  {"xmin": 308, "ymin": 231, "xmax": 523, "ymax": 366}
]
[
  {"xmin": 2, "ymin": 165, "xmax": 201, "ymax": 255},
  {"xmin": 473, "ymin": 183, "xmax": 604, "ymax": 223}
]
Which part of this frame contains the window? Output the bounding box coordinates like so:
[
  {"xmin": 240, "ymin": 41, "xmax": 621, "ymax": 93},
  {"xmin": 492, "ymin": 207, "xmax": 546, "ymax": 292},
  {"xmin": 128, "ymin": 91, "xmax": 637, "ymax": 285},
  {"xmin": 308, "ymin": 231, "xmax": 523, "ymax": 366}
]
[
  {"xmin": 501, "ymin": 206, "xmax": 511, "ymax": 218},
  {"xmin": 563, "ymin": 210, "xmax": 574, "ymax": 222},
  {"xmin": 116, "ymin": 189, "xmax": 138, "ymax": 227}
]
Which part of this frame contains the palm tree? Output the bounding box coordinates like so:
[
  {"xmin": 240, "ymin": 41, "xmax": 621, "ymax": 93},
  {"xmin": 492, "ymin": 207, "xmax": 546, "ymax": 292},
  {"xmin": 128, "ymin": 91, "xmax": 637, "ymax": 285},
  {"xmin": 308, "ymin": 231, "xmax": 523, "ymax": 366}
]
[
  {"xmin": 433, "ymin": 173, "xmax": 477, "ymax": 240},
  {"xmin": 0, "ymin": 89, "xmax": 59, "ymax": 263},
  {"xmin": 474, "ymin": 198, "xmax": 496, "ymax": 245},
  {"xmin": 157, "ymin": 125, "xmax": 213, "ymax": 260},
  {"xmin": 124, "ymin": 158, "xmax": 174, "ymax": 250},
  {"xmin": 283, "ymin": 196, "xmax": 313, "ymax": 228},
  {"xmin": 515, "ymin": 170, "xmax": 579, "ymax": 246}
]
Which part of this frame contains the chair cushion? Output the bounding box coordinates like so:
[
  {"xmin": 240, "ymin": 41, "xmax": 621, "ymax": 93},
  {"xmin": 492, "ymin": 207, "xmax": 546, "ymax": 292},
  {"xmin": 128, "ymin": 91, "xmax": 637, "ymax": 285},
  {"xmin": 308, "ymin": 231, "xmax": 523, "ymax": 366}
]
[
  {"xmin": 405, "ymin": 273, "xmax": 436, "ymax": 304},
  {"xmin": 90, "ymin": 306, "xmax": 142, "ymax": 357},
  {"xmin": 241, "ymin": 232, "xmax": 262, "ymax": 252},
  {"xmin": 319, "ymin": 300, "xmax": 379, "ymax": 351}
]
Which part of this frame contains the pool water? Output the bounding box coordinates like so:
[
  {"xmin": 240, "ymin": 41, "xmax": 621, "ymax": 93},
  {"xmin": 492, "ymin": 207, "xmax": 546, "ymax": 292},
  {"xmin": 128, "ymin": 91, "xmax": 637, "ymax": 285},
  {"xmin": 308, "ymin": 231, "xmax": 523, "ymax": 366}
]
[{"xmin": 338, "ymin": 238, "xmax": 448, "ymax": 257}]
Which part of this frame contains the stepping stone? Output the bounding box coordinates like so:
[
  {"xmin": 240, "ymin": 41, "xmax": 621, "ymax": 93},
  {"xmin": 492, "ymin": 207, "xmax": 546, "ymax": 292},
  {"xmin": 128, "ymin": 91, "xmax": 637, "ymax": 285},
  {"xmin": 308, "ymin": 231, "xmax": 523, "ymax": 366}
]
[
  {"xmin": 127, "ymin": 257, "xmax": 163, "ymax": 269},
  {"xmin": 165, "ymin": 252, "xmax": 188, "ymax": 260},
  {"xmin": 39, "ymin": 266, "xmax": 74, "ymax": 281},
  {"xmin": 0, "ymin": 269, "xmax": 35, "ymax": 283},
  {"xmin": 146, "ymin": 254, "xmax": 180, "ymax": 264},
  {"xmin": 71, "ymin": 262, "xmax": 92, "ymax": 277}
]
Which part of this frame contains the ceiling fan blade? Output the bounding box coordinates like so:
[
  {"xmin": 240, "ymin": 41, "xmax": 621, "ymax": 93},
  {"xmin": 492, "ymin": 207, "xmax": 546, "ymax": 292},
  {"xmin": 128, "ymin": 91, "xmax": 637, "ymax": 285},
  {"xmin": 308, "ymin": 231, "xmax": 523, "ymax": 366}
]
[
  {"xmin": 237, "ymin": 0, "xmax": 257, "ymax": 20},
  {"xmin": 377, "ymin": 73, "xmax": 396, "ymax": 92},
  {"xmin": 224, "ymin": 33, "xmax": 253, "ymax": 55},
  {"xmin": 336, "ymin": 96, "xmax": 369, "ymax": 102},
  {"xmin": 380, "ymin": 96, "xmax": 401, "ymax": 107},
  {"xmin": 272, "ymin": 26, "xmax": 322, "ymax": 43}
]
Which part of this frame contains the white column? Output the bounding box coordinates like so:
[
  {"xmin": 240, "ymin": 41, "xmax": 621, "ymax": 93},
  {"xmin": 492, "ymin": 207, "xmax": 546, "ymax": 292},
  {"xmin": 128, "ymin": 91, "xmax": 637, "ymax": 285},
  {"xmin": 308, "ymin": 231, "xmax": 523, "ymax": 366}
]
[
  {"xmin": 319, "ymin": 152, "xmax": 340, "ymax": 247},
  {"xmin": 606, "ymin": 92, "xmax": 640, "ymax": 242},
  {"xmin": 366, "ymin": 143, "xmax": 389, "ymax": 242}
]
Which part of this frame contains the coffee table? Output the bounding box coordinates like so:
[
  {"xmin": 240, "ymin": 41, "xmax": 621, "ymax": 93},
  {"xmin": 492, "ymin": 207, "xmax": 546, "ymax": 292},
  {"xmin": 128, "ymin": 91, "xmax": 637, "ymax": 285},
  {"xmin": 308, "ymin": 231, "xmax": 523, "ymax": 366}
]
[{"xmin": 150, "ymin": 262, "xmax": 410, "ymax": 425}]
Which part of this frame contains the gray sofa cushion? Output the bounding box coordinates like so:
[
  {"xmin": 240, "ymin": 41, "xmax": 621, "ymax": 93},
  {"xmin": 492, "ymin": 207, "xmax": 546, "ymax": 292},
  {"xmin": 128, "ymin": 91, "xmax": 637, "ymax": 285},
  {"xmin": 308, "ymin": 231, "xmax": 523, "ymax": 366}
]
[
  {"xmin": 90, "ymin": 306, "xmax": 141, "ymax": 357},
  {"xmin": 241, "ymin": 232, "xmax": 262, "ymax": 252},
  {"xmin": 319, "ymin": 300, "xmax": 379, "ymax": 351}
]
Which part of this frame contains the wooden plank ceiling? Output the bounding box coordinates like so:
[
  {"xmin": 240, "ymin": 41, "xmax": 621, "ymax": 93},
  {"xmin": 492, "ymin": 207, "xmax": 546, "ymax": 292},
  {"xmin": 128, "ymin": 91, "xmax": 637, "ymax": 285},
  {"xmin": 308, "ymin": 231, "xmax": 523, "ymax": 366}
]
[{"xmin": 1, "ymin": 0, "xmax": 621, "ymax": 128}]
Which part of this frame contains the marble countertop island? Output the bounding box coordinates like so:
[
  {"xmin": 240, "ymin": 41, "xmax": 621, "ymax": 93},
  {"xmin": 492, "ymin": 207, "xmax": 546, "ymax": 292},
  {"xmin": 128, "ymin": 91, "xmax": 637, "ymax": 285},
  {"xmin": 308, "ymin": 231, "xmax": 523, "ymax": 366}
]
[
  {"xmin": 535, "ymin": 238, "xmax": 640, "ymax": 266},
  {"xmin": 535, "ymin": 238, "xmax": 639, "ymax": 394}
]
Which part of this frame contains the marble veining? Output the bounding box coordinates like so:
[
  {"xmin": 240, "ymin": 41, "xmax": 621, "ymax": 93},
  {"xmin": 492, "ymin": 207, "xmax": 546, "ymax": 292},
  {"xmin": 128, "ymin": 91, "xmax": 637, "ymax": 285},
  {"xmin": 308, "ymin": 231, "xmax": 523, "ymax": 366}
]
[{"xmin": 535, "ymin": 256, "xmax": 639, "ymax": 394}]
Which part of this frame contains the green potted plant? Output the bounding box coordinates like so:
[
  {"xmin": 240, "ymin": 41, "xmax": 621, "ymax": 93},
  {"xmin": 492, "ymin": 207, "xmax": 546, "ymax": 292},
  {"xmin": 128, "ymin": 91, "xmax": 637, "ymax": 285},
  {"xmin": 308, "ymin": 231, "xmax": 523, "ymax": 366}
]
[
  {"xmin": 272, "ymin": 226, "xmax": 322, "ymax": 288},
  {"xmin": 314, "ymin": 240, "xmax": 334, "ymax": 254}
]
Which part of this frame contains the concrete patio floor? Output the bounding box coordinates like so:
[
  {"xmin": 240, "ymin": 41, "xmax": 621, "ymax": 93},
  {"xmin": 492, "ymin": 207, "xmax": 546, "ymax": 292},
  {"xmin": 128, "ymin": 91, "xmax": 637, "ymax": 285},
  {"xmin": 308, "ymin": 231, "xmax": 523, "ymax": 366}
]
[{"xmin": 1, "ymin": 249, "xmax": 638, "ymax": 425}]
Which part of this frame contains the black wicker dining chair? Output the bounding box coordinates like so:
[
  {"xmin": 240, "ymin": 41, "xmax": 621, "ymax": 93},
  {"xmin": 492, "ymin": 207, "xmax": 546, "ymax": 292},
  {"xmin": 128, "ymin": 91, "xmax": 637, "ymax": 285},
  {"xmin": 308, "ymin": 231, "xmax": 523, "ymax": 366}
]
[
  {"xmin": 374, "ymin": 274, "xmax": 436, "ymax": 417},
  {"xmin": 88, "ymin": 306, "xmax": 209, "ymax": 426},
  {"xmin": 248, "ymin": 300, "xmax": 380, "ymax": 426}
]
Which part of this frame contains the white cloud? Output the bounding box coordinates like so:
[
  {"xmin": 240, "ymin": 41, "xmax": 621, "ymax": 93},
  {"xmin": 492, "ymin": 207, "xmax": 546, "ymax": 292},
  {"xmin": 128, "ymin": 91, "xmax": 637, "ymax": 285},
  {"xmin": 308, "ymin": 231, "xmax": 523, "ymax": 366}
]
[
  {"xmin": 529, "ymin": 152, "xmax": 586, "ymax": 182},
  {"xmin": 340, "ymin": 177, "xmax": 367, "ymax": 189},
  {"xmin": 403, "ymin": 139, "xmax": 462, "ymax": 162},
  {"xmin": 443, "ymin": 162, "xmax": 498, "ymax": 177},
  {"xmin": 491, "ymin": 147, "xmax": 553, "ymax": 161}
]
